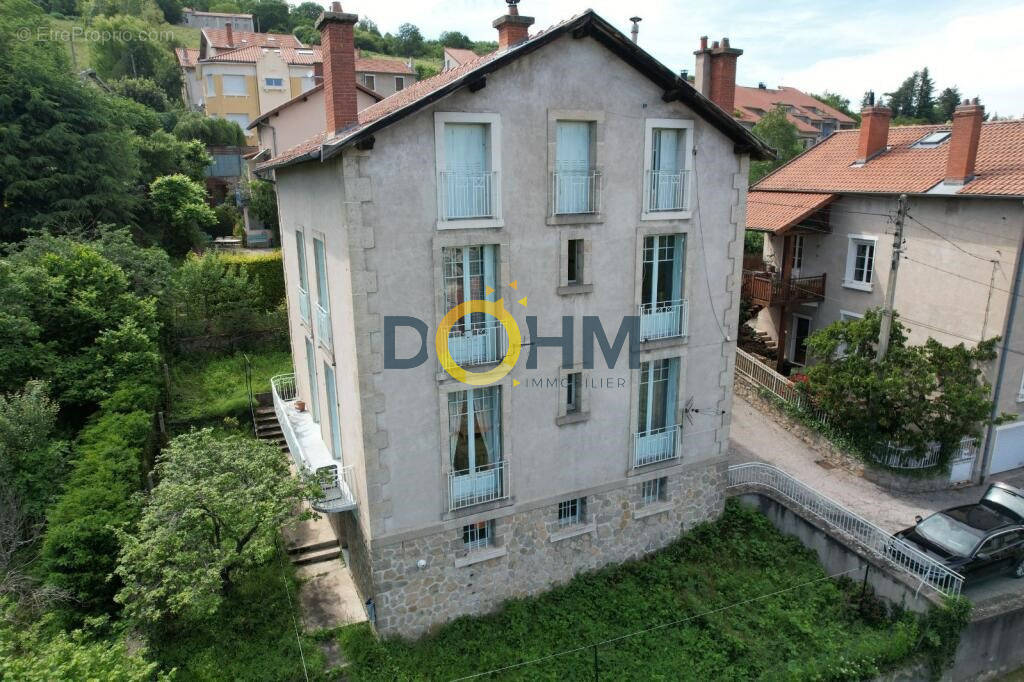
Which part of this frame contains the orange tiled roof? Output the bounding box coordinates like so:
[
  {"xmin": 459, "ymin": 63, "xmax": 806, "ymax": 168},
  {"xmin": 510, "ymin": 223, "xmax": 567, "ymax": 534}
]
[
  {"xmin": 202, "ymin": 28, "xmax": 303, "ymax": 50},
  {"xmin": 202, "ymin": 45, "xmax": 320, "ymax": 65},
  {"xmin": 355, "ymin": 56, "xmax": 416, "ymax": 75},
  {"xmin": 444, "ymin": 47, "xmax": 480, "ymax": 66},
  {"xmin": 175, "ymin": 47, "xmax": 199, "ymax": 68},
  {"xmin": 754, "ymin": 120, "xmax": 1024, "ymax": 197},
  {"xmin": 735, "ymin": 85, "xmax": 855, "ymax": 126},
  {"xmin": 746, "ymin": 191, "xmax": 835, "ymax": 233}
]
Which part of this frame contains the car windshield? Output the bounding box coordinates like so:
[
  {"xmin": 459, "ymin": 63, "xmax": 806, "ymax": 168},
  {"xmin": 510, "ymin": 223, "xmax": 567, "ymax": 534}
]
[
  {"xmin": 915, "ymin": 513, "xmax": 984, "ymax": 557},
  {"xmin": 984, "ymin": 486, "xmax": 1024, "ymax": 522}
]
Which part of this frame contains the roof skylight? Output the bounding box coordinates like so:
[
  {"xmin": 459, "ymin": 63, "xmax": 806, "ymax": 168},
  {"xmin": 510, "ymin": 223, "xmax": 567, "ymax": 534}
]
[{"xmin": 914, "ymin": 131, "xmax": 951, "ymax": 148}]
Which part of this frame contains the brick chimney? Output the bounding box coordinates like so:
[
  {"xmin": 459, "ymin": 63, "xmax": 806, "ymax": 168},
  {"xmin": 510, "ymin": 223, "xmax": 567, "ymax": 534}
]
[
  {"xmin": 945, "ymin": 98, "xmax": 984, "ymax": 185},
  {"xmin": 315, "ymin": 2, "xmax": 358, "ymax": 135},
  {"xmin": 693, "ymin": 37, "xmax": 742, "ymax": 113},
  {"xmin": 493, "ymin": 1, "xmax": 534, "ymax": 50},
  {"xmin": 225, "ymin": 21, "xmax": 233, "ymax": 47},
  {"xmin": 855, "ymin": 101, "xmax": 892, "ymax": 163}
]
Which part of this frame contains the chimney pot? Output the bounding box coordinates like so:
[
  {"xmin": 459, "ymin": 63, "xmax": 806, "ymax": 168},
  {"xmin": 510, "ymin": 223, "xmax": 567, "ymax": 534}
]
[
  {"xmin": 315, "ymin": 5, "xmax": 359, "ymax": 135},
  {"xmin": 225, "ymin": 22, "xmax": 233, "ymax": 46},
  {"xmin": 493, "ymin": 2, "xmax": 534, "ymax": 50},
  {"xmin": 712, "ymin": 40, "xmax": 719, "ymax": 48},
  {"xmin": 855, "ymin": 104, "xmax": 892, "ymax": 163},
  {"xmin": 331, "ymin": 1, "xmax": 341, "ymax": 10},
  {"xmin": 693, "ymin": 36, "xmax": 743, "ymax": 112},
  {"xmin": 699, "ymin": 35, "xmax": 708, "ymax": 50},
  {"xmin": 945, "ymin": 100, "xmax": 984, "ymax": 184},
  {"xmin": 721, "ymin": 37, "xmax": 730, "ymax": 48}
]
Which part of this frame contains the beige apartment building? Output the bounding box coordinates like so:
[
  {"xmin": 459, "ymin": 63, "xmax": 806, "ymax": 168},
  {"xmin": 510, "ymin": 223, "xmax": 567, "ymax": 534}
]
[
  {"xmin": 259, "ymin": 2, "xmax": 770, "ymax": 637},
  {"xmin": 745, "ymin": 100, "xmax": 1024, "ymax": 480}
]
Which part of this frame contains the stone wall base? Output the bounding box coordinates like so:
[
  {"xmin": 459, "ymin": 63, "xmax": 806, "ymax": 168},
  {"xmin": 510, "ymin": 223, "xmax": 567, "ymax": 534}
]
[{"xmin": 363, "ymin": 460, "xmax": 727, "ymax": 638}]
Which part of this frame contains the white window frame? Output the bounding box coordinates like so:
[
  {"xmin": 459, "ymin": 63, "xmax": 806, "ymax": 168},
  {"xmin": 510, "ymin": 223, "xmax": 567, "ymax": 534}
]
[
  {"xmin": 434, "ymin": 112, "xmax": 503, "ymax": 230},
  {"xmin": 205, "ymin": 74, "xmax": 216, "ymax": 97},
  {"xmin": 462, "ymin": 520, "xmax": 493, "ymax": 551},
  {"xmin": 557, "ymin": 498, "xmax": 583, "ymax": 526},
  {"xmin": 641, "ymin": 477, "xmax": 665, "ymax": 505},
  {"xmin": 363, "ymin": 74, "xmax": 375, "ymax": 91},
  {"xmin": 565, "ymin": 371, "xmax": 582, "ymax": 414},
  {"xmin": 395, "ymin": 76, "xmax": 405, "ymax": 91},
  {"xmin": 221, "ymin": 74, "xmax": 247, "ymax": 96},
  {"xmin": 641, "ymin": 118, "xmax": 694, "ymax": 221},
  {"xmin": 843, "ymin": 234, "xmax": 878, "ymax": 292}
]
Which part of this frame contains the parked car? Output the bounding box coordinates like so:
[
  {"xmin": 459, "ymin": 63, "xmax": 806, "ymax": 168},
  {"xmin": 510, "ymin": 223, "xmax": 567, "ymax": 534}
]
[{"xmin": 895, "ymin": 482, "xmax": 1024, "ymax": 581}]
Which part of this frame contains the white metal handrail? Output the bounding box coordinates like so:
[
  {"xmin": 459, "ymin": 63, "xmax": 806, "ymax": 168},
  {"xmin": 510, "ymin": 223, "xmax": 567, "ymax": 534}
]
[
  {"xmin": 645, "ymin": 169, "xmax": 689, "ymax": 212},
  {"xmin": 448, "ymin": 460, "xmax": 508, "ymax": 511},
  {"xmin": 440, "ymin": 170, "xmax": 499, "ymax": 220},
  {"xmin": 298, "ymin": 287, "xmax": 311, "ymax": 324},
  {"xmin": 873, "ymin": 436, "xmax": 978, "ymax": 470},
  {"xmin": 638, "ymin": 299, "xmax": 688, "ymax": 342},
  {"xmin": 315, "ymin": 303, "xmax": 332, "ymax": 351},
  {"xmin": 271, "ymin": 373, "xmax": 304, "ymax": 469},
  {"xmin": 314, "ymin": 463, "xmax": 356, "ymax": 513},
  {"xmin": 734, "ymin": 348, "xmax": 829, "ymax": 424},
  {"xmin": 727, "ymin": 462, "xmax": 964, "ymax": 597},
  {"xmin": 552, "ymin": 170, "xmax": 601, "ymax": 215},
  {"xmin": 633, "ymin": 424, "xmax": 680, "ymax": 468},
  {"xmin": 442, "ymin": 318, "xmax": 508, "ymax": 371}
]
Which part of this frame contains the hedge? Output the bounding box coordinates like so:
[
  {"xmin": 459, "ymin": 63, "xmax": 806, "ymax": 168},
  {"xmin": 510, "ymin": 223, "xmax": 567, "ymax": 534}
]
[
  {"xmin": 41, "ymin": 385, "xmax": 160, "ymax": 618},
  {"xmin": 220, "ymin": 251, "xmax": 284, "ymax": 311}
]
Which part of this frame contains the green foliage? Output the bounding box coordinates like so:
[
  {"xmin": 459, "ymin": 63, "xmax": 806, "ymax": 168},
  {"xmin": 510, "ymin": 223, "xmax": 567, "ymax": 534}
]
[
  {"xmin": 338, "ymin": 501, "xmax": 947, "ymax": 680},
  {"xmin": 0, "ymin": 234, "xmax": 161, "ymax": 409},
  {"xmin": 138, "ymin": 131, "xmax": 211, "ymax": 185},
  {"xmin": 172, "ymin": 110, "xmax": 246, "ymax": 146},
  {"xmin": 0, "ymin": 0, "xmax": 141, "ymax": 238},
  {"xmin": 809, "ymin": 90, "xmax": 859, "ymax": 122},
  {"xmin": 115, "ymin": 429, "xmax": 316, "ymax": 623},
  {"xmin": 920, "ymin": 597, "xmax": 972, "ymax": 677},
  {"xmin": 415, "ymin": 62, "xmax": 439, "ymax": 81},
  {"xmin": 169, "ymin": 252, "xmax": 266, "ymax": 339},
  {"xmin": 801, "ymin": 309, "xmax": 1003, "ymax": 465},
  {"xmin": 0, "ymin": 608, "xmax": 166, "ymax": 681},
  {"xmin": 247, "ymin": 177, "xmax": 279, "ymax": 235},
  {"xmin": 936, "ymin": 86, "xmax": 962, "ymax": 122},
  {"xmin": 42, "ymin": 385, "xmax": 159, "ymax": 617},
  {"xmin": 289, "ymin": 1, "xmax": 322, "ymax": 27},
  {"xmin": 168, "ymin": 348, "xmax": 292, "ymax": 424},
  {"xmin": 292, "ymin": 23, "xmax": 318, "ymax": 45},
  {"xmin": 155, "ymin": 0, "xmax": 183, "ymax": 23},
  {"xmin": 882, "ymin": 68, "xmax": 974, "ymax": 124},
  {"xmin": 744, "ymin": 230, "xmax": 764, "ymax": 254},
  {"xmin": 439, "ymin": 30, "xmax": 473, "ymax": 49},
  {"xmin": 89, "ymin": 15, "xmax": 182, "ymax": 102},
  {"xmin": 92, "ymin": 224, "xmax": 175, "ymax": 302},
  {"xmin": 749, "ymin": 105, "xmax": 803, "ymax": 184},
  {"xmin": 220, "ymin": 249, "xmax": 285, "ymax": 309},
  {"xmin": 244, "ymin": 0, "xmax": 289, "ymax": 32},
  {"xmin": 83, "ymin": 0, "xmax": 165, "ymax": 23},
  {"xmin": 393, "ymin": 22, "xmax": 425, "ymax": 56},
  {"xmin": 212, "ymin": 202, "xmax": 241, "ymax": 238},
  {"xmin": 109, "ymin": 77, "xmax": 172, "ymax": 112},
  {"xmin": 0, "ymin": 381, "xmax": 68, "ymax": 523},
  {"xmin": 148, "ymin": 173, "xmax": 217, "ymax": 256}
]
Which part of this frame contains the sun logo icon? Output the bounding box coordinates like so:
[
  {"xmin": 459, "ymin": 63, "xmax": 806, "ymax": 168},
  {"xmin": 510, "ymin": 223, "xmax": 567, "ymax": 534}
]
[{"xmin": 434, "ymin": 280, "xmax": 527, "ymax": 386}]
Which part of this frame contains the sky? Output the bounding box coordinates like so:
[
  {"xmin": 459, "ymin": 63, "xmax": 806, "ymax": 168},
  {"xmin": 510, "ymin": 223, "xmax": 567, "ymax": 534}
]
[{"xmin": 334, "ymin": 0, "xmax": 1024, "ymax": 117}]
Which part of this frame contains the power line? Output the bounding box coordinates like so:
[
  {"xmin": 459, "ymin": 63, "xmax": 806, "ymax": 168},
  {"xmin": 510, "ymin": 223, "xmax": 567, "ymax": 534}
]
[
  {"xmin": 906, "ymin": 214, "xmax": 994, "ymax": 262},
  {"xmin": 450, "ymin": 566, "xmax": 862, "ymax": 681}
]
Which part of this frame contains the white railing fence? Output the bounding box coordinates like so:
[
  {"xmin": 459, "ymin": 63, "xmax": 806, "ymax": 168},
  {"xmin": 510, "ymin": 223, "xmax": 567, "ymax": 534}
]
[
  {"xmin": 638, "ymin": 299, "xmax": 688, "ymax": 342},
  {"xmin": 316, "ymin": 303, "xmax": 332, "ymax": 351},
  {"xmin": 734, "ymin": 348, "xmax": 828, "ymax": 425},
  {"xmin": 315, "ymin": 463, "xmax": 356, "ymax": 512},
  {"xmin": 552, "ymin": 170, "xmax": 601, "ymax": 215},
  {"xmin": 440, "ymin": 170, "xmax": 500, "ymax": 220},
  {"xmin": 271, "ymin": 373, "xmax": 303, "ymax": 468},
  {"xmin": 633, "ymin": 424, "xmax": 680, "ymax": 468},
  {"xmin": 443, "ymin": 318, "xmax": 508, "ymax": 371},
  {"xmin": 449, "ymin": 460, "xmax": 508, "ymax": 511},
  {"xmin": 645, "ymin": 169, "xmax": 689, "ymax": 212},
  {"xmin": 727, "ymin": 462, "xmax": 964, "ymax": 597},
  {"xmin": 872, "ymin": 437, "xmax": 978, "ymax": 470}
]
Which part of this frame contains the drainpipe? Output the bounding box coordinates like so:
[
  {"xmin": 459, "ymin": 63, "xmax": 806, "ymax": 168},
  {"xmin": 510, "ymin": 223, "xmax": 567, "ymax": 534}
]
[{"xmin": 978, "ymin": 199, "xmax": 1024, "ymax": 483}]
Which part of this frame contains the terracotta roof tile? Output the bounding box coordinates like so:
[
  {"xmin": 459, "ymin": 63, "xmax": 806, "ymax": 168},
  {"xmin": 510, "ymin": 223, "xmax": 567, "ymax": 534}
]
[
  {"xmin": 202, "ymin": 45, "xmax": 319, "ymax": 65},
  {"xmin": 734, "ymin": 85, "xmax": 855, "ymax": 125},
  {"xmin": 746, "ymin": 191, "xmax": 835, "ymax": 232},
  {"xmin": 355, "ymin": 56, "xmax": 416, "ymax": 75},
  {"xmin": 203, "ymin": 28, "xmax": 303, "ymax": 50},
  {"xmin": 444, "ymin": 47, "xmax": 480, "ymax": 66},
  {"xmin": 754, "ymin": 120, "xmax": 1024, "ymax": 197},
  {"xmin": 175, "ymin": 47, "xmax": 199, "ymax": 68}
]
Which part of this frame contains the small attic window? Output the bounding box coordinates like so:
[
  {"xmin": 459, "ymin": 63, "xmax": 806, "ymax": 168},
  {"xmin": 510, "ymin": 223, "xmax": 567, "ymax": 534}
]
[{"xmin": 914, "ymin": 131, "xmax": 951, "ymax": 148}]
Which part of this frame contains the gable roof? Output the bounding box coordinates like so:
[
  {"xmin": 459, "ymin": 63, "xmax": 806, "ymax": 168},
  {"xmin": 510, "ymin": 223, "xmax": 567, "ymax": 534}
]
[
  {"xmin": 201, "ymin": 28, "xmax": 303, "ymax": 51},
  {"xmin": 746, "ymin": 191, "xmax": 835, "ymax": 233},
  {"xmin": 734, "ymin": 85, "xmax": 855, "ymax": 130},
  {"xmin": 247, "ymin": 82, "xmax": 384, "ymax": 130},
  {"xmin": 753, "ymin": 120, "xmax": 1024, "ymax": 197},
  {"xmin": 175, "ymin": 47, "xmax": 199, "ymax": 69},
  {"xmin": 201, "ymin": 44, "xmax": 320, "ymax": 65},
  {"xmin": 259, "ymin": 10, "xmax": 774, "ymax": 172},
  {"xmin": 444, "ymin": 47, "xmax": 480, "ymax": 66},
  {"xmin": 356, "ymin": 55, "xmax": 416, "ymax": 75}
]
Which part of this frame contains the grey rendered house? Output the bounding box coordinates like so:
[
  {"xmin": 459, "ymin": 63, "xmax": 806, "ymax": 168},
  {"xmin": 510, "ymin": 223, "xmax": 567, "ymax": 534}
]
[
  {"xmin": 259, "ymin": 1, "xmax": 771, "ymax": 636},
  {"xmin": 745, "ymin": 100, "xmax": 1024, "ymax": 480}
]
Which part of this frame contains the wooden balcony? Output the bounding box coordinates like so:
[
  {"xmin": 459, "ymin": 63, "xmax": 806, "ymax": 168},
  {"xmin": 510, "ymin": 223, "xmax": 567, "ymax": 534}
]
[{"xmin": 742, "ymin": 271, "xmax": 826, "ymax": 307}]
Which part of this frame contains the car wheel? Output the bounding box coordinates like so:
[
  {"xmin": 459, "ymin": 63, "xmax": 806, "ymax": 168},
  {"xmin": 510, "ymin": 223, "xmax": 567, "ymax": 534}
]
[{"xmin": 1014, "ymin": 557, "xmax": 1024, "ymax": 579}]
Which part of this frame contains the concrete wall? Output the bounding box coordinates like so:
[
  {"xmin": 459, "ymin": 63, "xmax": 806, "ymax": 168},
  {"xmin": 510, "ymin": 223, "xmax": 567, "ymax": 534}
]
[
  {"xmin": 276, "ymin": 31, "xmax": 749, "ymax": 635},
  {"xmin": 358, "ymin": 70, "xmax": 413, "ymax": 98},
  {"xmin": 255, "ymin": 86, "xmax": 378, "ymax": 156}
]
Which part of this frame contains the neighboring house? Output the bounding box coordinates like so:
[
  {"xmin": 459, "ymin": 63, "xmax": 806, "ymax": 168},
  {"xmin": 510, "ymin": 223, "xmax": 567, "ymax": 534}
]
[
  {"xmin": 174, "ymin": 47, "xmax": 201, "ymax": 109},
  {"xmin": 734, "ymin": 83, "xmax": 857, "ymax": 148},
  {"xmin": 745, "ymin": 99, "xmax": 1024, "ymax": 479},
  {"xmin": 180, "ymin": 8, "xmax": 254, "ymax": 31},
  {"xmin": 259, "ymin": 1, "xmax": 770, "ymax": 637},
  {"xmin": 443, "ymin": 46, "xmax": 480, "ymax": 71},
  {"xmin": 354, "ymin": 49, "xmax": 417, "ymax": 97},
  {"xmin": 204, "ymin": 144, "xmax": 255, "ymax": 205}
]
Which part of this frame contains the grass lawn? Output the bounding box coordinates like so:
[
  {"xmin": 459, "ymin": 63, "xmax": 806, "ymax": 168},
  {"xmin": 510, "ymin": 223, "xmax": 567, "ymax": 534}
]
[
  {"xmin": 338, "ymin": 501, "xmax": 948, "ymax": 681},
  {"xmin": 49, "ymin": 17, "xmax": 200, "ymax": 71},
  {"xmin": 149, "ymin": 547, "xmax": 328, "ymax": 681},
  {"xmin": 168, "ymin": 347, "xmax": 293, "ymax": 426}
]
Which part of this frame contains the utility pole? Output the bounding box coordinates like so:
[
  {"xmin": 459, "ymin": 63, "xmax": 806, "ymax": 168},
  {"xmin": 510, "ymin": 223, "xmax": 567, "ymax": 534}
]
[{"xmin": 876, "ymin": 194, "xmax": 909, "ymax": 362}]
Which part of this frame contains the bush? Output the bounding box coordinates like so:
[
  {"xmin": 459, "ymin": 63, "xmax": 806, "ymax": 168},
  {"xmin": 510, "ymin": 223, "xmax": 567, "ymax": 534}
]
[
  {"xmin": 212, "ymin": 202, "xmax": 241, "ymax": 238},
  {"xmin": 220, "ymin": 250, "xmax": 285, "ymax": 310},
  {"xmin": 41, "ymin": 385, "xmax": 159, "ymax": 618},
  {"xmin": 169, "ymin": 252, "xmax": 265, "ymax": 340}
]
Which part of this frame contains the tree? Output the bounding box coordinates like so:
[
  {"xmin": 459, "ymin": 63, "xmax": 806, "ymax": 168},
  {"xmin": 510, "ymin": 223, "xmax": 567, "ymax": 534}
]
[
  {"xmin": 173, "ymin": 111, "xmax": 246, "ymax": 146},
  {"xmin": 246, "ymin": 0, "xmax": 289, "ymax": 32},
  {"xmin": 749, "ymin": 105, "xmax": 803, "ymax": 183},
  {"xmin": 93, "ymin": 225, "xmax": 174, "ymax": 302},
  {"xmin": 914, "ymin": 67, "xmax": 935, "ymax": 121},
  {"xmin": 290, "ymin": 1, "xmax": 322, "ymax": 28},
  {"xmin": 155, "ymin": 0, "xmax": 183, "ymax": 23},
  {"xmin": 138, "ymin": 131, "xmax": 211, "ymax": 186},
  {"xmin": 394, "ymin": 22, "xmax": 425, "ymax": 56},
  {"xmin": 247, "ymin": 178, "xmax": 279, "ymax": 237},
  {"xmin": 114, "ymin": 430, "xmax": 315, "ymax": 623},
  {"xmin": 89, "ymin": 15, "xmax": 182, "ymax": 102},
  {"xmin": 809, "ymin": 90, "xmax": 858, "ymax": 121},
  {"xmin": 936, "ymin": 86, "xmax": 962, "ymax": 122},
  {"xmin": 0, "ymin": 381, "xmax": 67, "ymax": 525},
  {"xmin": 801, "ymin": 309, "xmax": 1005, "ymax": 464},
  {"xmin": 293, "ymin": 24, "xmax": 319, "ymax": 46},
  {"xmin": 439, "ymin": 30, "xmax": 473, "ymax": 49},
  {"xmin": 0, "ymin": 0, "xmax": 140, "ymax": 239},
  {"xmin": 109, "ymin": 77, "xmax": 171, "ymax": 113},
  {"xmin": 357, "ymin": 17, "xmax": 380, "ymax": 35},
  {"xmin": 148, "ymin": 174, "xmax": 217, "ymax": 256}
]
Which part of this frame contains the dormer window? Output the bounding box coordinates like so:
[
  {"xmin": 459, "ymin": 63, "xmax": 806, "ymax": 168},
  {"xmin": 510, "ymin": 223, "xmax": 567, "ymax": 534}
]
[{"xmin": 914, "ymin": 131, "xmax": 951, "ymax": 148}]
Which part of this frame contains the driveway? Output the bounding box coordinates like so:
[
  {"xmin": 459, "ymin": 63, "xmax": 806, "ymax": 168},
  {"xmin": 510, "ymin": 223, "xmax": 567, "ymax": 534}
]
[{"xmin": 728, "ymin": 392, "xmax": 1024, "ymax": 604}]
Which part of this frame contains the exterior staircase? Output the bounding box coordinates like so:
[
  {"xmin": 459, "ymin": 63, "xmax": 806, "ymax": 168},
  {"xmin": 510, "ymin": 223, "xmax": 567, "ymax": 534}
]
[
  {"xmin": 253, "ymin": 396, "xmax": 288, "ymax": 452},
  {"xmin": 755, "ymin": 330, "xmax": 779, "ymax": 352}
]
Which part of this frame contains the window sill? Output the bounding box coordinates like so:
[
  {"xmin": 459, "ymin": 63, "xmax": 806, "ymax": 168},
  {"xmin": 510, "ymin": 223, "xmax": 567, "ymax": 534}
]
[
  {"xmin": 549, "ymin": 521, "xmax": 596, "ymax": 543},
  {"xmin": 436, "ymin": 218, "xmax": 504, "ymax": 230},
  {"xmin": 842, "ymin": 280, "xmax": 873, "ymax": 292},
  {"xmin": 635, "ymin": 501, "xmax": 673, "ymax": 519},
  {"xmin": 557, "ymin": 284, "xmax": 593, "ymax": 296},
  {"xmin": 556, "ymin": 411, "xmax": 589, "ymax": 426},
  {"xmin": 641, "ymin": 209, "xmax": 691, "ymax": 222},
  {"xmin": 546, "ymin": 213, "xmax": 603, "ymax": 227},
  {"xmin": 637, "ymin": 335, "xmax": 687, "ymax": 351},
  {"xmin": 454, "ymin": 545, "xmax": 506, "ymax": 568}
]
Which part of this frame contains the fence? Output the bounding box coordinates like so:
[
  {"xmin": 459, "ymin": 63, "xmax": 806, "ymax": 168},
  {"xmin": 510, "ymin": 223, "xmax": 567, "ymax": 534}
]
[
  {"xmin": 734, "ymin": 348, "xmax": 830, "ymax": 426},
  {"xmin": 872, "ymin": 437, "xmax": 979, "ymax": 470},
  {"xmin": 727, "ymin": 462, "xmax": 964, "ymax": 597}
]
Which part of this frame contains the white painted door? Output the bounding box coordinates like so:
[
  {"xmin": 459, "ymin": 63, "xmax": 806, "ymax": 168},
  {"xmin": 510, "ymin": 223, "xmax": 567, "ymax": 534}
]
[{"xmin": 990, "ymin": 421, "xmax": 1024, "ymax": 475}]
